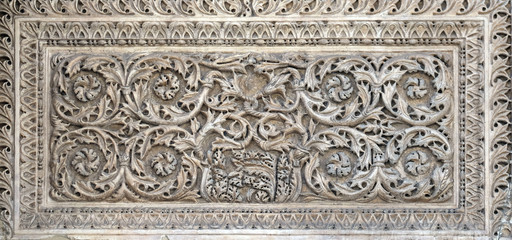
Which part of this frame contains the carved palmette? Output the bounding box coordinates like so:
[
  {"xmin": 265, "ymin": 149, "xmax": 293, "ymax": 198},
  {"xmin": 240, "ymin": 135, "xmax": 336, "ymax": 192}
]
[{"xmin": 50, "ymin": 51, "xmax": 454, "ymax": 203}]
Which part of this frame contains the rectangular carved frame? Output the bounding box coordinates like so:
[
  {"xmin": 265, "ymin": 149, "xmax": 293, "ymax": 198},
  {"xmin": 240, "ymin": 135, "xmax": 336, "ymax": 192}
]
[{"xmin": 0, "ymin": 0, "xmax": 510, "ymax": 239}]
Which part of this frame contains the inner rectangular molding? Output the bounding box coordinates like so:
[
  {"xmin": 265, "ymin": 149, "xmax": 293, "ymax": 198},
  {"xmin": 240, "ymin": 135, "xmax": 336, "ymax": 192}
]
[{"xmin": 43, "ymin": 46, "xmax": 459, "ymax": 209}]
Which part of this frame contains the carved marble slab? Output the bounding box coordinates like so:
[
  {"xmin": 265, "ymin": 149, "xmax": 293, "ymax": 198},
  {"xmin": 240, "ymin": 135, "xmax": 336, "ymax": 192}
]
[{"xmin": 0, "ymin": 0, "xmax": 510, "ymax": 239}]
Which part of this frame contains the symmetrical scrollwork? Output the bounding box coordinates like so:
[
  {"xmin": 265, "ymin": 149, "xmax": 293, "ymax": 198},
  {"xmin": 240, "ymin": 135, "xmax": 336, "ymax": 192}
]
[{"xmin": 50, "ymin": 51, "xmax": 454, "ymax": 204}]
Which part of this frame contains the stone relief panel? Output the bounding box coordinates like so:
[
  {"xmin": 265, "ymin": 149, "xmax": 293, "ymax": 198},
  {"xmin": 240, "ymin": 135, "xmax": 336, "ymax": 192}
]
[
  {"xmin": 48, "ymin": 50, "xmax": 456, "ymax": 204},
  {"xmin": 0, "ymin": 0, "xmax": 509, "ymax": 239}
]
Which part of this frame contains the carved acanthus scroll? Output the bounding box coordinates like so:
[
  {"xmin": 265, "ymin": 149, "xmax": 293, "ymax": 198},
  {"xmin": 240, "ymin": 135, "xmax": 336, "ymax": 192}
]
[{"xmin": 49, "ymin": 51, "xmax": 454, "ymax": 204}]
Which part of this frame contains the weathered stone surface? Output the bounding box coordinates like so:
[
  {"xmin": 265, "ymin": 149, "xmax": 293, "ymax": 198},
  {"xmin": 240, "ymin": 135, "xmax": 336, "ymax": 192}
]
[{"xmin": 0, "ymin": 0, "xmax": 510, "ymax": 239}]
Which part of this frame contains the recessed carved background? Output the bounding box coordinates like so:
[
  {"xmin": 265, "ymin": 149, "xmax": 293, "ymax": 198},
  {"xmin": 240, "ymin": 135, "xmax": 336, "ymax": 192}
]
[
  {"xmin": 0, "ymin": 0, "xmax": 510, "ymax": 239},
  {"xmin": 49, "ymin": 49, "xmax": 456, "ymax": 205}
]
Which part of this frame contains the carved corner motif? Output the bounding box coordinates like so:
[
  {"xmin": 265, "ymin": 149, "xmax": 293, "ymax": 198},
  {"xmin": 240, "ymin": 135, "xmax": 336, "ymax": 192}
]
[{"xmin": 0, "ymin": 0, "xmax": 510, "ymax": 239}]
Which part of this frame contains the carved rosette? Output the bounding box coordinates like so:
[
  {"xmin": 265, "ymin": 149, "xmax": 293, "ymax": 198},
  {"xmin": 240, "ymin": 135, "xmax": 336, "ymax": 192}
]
[
  {"xmin": 51, "ymin": 128, "xmax": 119, "ymax": 201},
  {"xmin": 382, "ymin": 55, "xmax": 452, "ymax": 125},
  {"xmin": 49, "ymin": 52, "xmax": 454, "ymax": 204}
]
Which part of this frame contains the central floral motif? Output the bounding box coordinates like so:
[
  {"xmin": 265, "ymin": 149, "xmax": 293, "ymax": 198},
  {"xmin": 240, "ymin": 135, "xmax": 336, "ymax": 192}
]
[
  {"xmin": 153, "ymin": 73, "xmax": 180, "ymax": 101},
  {"xmin": 326, "ymin": 152, "xmax": 352, "ymax": 178},
  {"xmin": 71, "ymin": 147, "xmax": 100, "ymax": 177},
  {"xmin": 151, "ymin": 152, "xmax": 178, "ymax": 177},
  {"xmin": 325, "ymin": 74, "xmax": 353, "ymax": 103},
  {"xmin": 404, "ymin": 150, "xmax": 431, "ymax": 176},
  {"xmin": 73, "ymin": 74, "xmax": 101, "ymax": 102},
  {"xmin": 404, "ymin": 77, "xmax": 427, "ymax": 99}
]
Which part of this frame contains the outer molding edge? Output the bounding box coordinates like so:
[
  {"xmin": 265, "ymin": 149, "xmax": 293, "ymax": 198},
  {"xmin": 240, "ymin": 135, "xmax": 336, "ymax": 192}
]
[
  {"xmin": 0, "ymin": 0, "xmax": 17, "ymax": 238},
  {"xmin": 489, "ymin": 1, "xmax": 512, "ymax": 238},
  {"xmin": 0, "ymin": 0, "xmax": 509, "ymax": 239}
]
